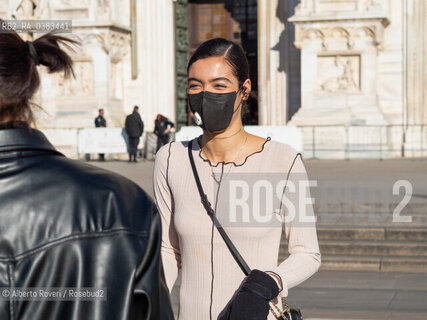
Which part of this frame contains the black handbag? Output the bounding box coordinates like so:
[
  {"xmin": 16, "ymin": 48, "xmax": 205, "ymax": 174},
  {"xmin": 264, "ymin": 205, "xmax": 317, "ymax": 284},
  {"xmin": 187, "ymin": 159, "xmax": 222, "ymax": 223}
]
[{"xmin": 187, "ymin": 140, "xmax": 303, "ymax": 320}]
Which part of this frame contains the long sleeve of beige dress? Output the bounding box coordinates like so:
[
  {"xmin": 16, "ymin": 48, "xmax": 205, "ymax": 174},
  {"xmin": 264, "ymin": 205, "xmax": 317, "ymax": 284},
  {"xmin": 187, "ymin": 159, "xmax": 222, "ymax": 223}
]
[{"xmin": 153, "ymin": 137, "xmax": 321, "ymax": 320}]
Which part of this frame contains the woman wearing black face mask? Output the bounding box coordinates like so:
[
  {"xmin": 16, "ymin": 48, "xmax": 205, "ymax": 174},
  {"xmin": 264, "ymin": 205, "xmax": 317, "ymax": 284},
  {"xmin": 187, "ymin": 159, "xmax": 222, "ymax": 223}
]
[{"xmin": 153, "ymin": 38, "xmax": 321, "ymax": 320}]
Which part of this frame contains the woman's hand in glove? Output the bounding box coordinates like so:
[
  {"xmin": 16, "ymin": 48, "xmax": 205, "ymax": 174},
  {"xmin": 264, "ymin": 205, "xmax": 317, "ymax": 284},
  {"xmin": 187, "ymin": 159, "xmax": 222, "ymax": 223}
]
[{"xmin": 217, "ymin": 269, "xmax": 280, "ymax": 320}]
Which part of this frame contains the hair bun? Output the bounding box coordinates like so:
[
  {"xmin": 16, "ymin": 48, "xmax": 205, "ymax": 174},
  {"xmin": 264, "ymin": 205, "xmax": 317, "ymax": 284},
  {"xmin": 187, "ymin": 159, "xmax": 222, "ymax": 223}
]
[
  {"xmin": 26, "ymin": 41, "xmax": 40, "ymax": 66},
  {"xmin": 32, "ymin": 32, "xmax": 79, "ymax": 78},
  {"xmin": 0, "ymin": 29, "xmax": 79, "ymax": 124}
]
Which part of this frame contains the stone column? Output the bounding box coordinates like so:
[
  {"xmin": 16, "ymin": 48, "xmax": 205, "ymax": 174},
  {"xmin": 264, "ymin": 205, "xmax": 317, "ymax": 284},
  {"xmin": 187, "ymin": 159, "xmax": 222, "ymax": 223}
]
[
  {"xmin": 174, "ymin": 0, "xmax": 189, "ymax": 130},
  {"xmin": 257, "ymin": 0, "xmax": 300, "ymax": 125},
  {"xmin": 257, "ymin": 0, "xmax": 287, "ymax": 126},
  {"xmin": 91, "ymin": 46, "xmax": 110, "ymax": 113},
  {"xmin": 406, "ymin": 0, "xmax": 426, "ymax": 125},
  {"xmin": 123, "ymin": 0, "xmax": 176, "ymax": 131},
  {"xmin": 424, "ymin": 0, "xmax": 427, "ymax": 125},
  {"xmin": 0, "ymin": 1, "xmax": 7, "ymax": 17}
]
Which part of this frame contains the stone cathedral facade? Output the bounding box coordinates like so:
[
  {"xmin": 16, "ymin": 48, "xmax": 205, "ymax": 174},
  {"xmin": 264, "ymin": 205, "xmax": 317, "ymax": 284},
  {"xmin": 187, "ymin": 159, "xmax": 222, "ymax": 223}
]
[
  {"xmin": 1, "ymin": 0, "xmax": 177, "ymax": 134},
  {"xmin": 1, "ymin": 0, "xmax": 425, "ymax": 158},
  {"xmin": 289, "ymin": 0, "xmax": 427, "ymax": 157}
]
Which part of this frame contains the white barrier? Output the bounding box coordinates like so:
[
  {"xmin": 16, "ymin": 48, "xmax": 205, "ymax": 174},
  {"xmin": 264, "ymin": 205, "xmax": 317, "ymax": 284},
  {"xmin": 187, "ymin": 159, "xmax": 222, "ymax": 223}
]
[
  {"xmin": 174, "ymin": 126, "xmax": 203, "ymax": 142},
  {"xmin": 175, "ymin": 125, "xmax": 303, "ymax": 152},
  {"xmin": 77, "ymin": 128, "xmax": 134, "ymax": 154}
]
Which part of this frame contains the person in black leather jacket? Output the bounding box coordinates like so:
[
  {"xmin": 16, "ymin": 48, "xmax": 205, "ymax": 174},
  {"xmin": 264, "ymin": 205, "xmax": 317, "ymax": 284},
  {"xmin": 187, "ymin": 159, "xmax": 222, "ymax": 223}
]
[{"xmin": 0, "ymin": 30, "xmax": 174, "ymax": 320}]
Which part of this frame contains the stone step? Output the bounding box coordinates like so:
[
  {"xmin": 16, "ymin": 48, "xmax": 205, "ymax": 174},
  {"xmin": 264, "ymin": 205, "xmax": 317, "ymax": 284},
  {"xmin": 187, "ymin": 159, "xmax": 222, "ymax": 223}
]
[
  {"xmin": 385, "ymin": 227, "xmax": 427, "ymax": 241},
  {"xmin": 316, "ymin": 227, "xmax": 384, "ymax": 241},
  {"xmin": 313, "ymin": 202, "xmax": 427, "ymax": 214},
  {"xmin": 315, "ymin": 212, "xmax": 427, "ymax": 227},
  {"xmin": 316, "ymin": 227, "xmax": 427, "ymax": 242},
  {"xmin": 279, "ymin": 226, "xmax": 427, "ymax": 272},
  {"xmin": 277, "ymin": 251, "xmax": 427, "ymax": 272},
  {"xmin": 317, "ymin": 240, "xmax": 427, "ymax": 257},
  {"xmin": 319, "ymin": 255, "xmax": 427, "ymax": 273},
  {"xmin": 280, "ymin": 240, "xmax": 427, "ymax": 257}
]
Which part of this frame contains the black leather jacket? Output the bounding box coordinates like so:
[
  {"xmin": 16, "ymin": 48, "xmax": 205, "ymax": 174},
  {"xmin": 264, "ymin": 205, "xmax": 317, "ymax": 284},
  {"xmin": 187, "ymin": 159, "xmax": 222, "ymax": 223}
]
[
  {"xmin": 0, "ymin": 128, "xmax": 174, "ymax": 320},
  {"xmin": 125, "ymin": 112, "xmax": 144, "ymax": 138}
]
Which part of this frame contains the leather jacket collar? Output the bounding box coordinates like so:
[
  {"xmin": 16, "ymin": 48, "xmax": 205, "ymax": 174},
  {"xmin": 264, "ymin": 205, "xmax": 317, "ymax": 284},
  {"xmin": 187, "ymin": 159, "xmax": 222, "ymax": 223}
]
[{"xmin": 0, "ymin": 127, "xmax": 63, "ymax": 156}]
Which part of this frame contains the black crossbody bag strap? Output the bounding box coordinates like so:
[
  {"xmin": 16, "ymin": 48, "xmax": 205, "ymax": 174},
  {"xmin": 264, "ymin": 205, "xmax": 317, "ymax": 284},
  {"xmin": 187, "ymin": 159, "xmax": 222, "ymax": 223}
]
[{"xmin": 187, "ymin": 140, "xmax": 251, "ymax": 276}]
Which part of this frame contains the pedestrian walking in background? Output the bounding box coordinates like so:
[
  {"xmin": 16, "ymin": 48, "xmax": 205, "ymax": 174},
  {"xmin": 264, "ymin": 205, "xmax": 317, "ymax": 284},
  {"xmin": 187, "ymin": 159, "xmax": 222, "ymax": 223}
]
[
  {"xmin": 0, "ymin": 29, "xmax": 173, "ymax": 320},
  {"xmin": 94, "ymin": 108, "xmax": 106, "ymax": 161},
  {"xmin": 125, "ymin": 105, "xmax": 144, "ymax": 162},
  {"xmin": 154, "ymin": 114, "xmax": 174, "ymax": 152}
]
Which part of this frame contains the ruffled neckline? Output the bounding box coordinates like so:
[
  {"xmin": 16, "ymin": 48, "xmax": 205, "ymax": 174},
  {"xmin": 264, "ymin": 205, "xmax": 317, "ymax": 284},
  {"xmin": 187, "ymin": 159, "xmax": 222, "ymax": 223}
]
[{"xmin": 196, "ymin": 136, "xmax": 271, "ymax": 167}]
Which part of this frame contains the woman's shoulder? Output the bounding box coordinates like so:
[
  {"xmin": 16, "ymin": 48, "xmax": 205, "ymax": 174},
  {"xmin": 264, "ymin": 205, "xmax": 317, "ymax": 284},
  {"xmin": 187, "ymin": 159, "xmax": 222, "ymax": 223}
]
[
  {"xmin": 154, "ymin": 138, "xmax": 197, "ymax": 165},
  {"xmin": 261, "ymin": 138, "xmax": 303, "ymax": 172},
  {"xmin": 264, "ymin": 138, "xmax": 300, "ymax": 158}
]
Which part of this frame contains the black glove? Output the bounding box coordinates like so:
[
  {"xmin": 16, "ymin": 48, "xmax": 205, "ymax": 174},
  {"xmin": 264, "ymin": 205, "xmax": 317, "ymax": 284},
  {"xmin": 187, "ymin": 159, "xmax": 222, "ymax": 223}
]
[{"xmin": 218, "ymin": 269, "xmax": 280, "ymax": 320}]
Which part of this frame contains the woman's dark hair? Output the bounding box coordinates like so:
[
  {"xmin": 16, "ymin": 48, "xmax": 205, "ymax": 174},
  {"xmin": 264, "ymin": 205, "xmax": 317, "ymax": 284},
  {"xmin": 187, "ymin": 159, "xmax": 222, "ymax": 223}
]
[
  {"xmin": 187, "ymin": 38, "xmax": 252, "ymax": 116},
  {"xmin": 0, "ymin": 28, "xmax": 78, "ymax": 125},
  {"xmin": 188, "ymin": 38, "xmax": 249, "ymax": 88}
]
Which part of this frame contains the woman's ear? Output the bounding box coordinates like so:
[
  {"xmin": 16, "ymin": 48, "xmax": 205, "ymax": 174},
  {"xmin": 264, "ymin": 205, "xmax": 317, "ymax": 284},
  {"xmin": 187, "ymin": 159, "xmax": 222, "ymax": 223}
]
[{"xmin": 241, "ymin": 79, "xmax": 251, "ymax": 101}]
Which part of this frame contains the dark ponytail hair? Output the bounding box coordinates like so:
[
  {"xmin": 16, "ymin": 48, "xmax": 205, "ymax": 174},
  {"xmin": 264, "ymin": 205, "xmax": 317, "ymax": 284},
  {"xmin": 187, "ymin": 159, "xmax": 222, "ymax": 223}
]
[
  {"xmin": 187, "ymin": 38, "xmax": 252, "ymax": 116},
  {"xmin": 0, "ymin": 28, "xmax": 78, "ymax": 125}
]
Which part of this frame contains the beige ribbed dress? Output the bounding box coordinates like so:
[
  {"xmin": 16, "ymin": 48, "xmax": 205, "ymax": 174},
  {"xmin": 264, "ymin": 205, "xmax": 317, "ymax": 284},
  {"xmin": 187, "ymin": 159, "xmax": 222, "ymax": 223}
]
[{"xmin": 153, "ymin": 136, "xmax": 321, "ymax": 320}]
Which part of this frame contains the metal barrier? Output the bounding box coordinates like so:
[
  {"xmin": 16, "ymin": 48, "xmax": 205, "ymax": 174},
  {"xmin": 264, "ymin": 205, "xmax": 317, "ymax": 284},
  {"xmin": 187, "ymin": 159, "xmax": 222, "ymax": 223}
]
[
  {"xmin": 39, "ymin": 128, "xmax": 175, "ymax": 160},
  {"xmin": 40, "ymin": 125, "xmax": 427, "ymax": 160},
  {"xmin": 298, "ymin": 124, "xmax": 427, "ymax": 160}
]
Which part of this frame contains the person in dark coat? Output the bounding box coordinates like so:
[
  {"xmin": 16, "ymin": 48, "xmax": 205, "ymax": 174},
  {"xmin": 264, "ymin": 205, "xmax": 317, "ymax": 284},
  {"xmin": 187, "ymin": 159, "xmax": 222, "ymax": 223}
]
[
  {"xmin": 154, "ymin": 114, "xmax": 174, "ymax": 152},
  {"xmin": 0, "ymin": 30, "xmax": 173, "ymax": 320},
  {"xmin": 125, "ymin": 106, "xmax": 144, "ymax": 162},
  {"xmin": 94, "ymin": 108, "xmax": 106, "ymax": 161},
  {"xmin": 95, "ymin": 108, "xmax": 107, "ymax": 128}
]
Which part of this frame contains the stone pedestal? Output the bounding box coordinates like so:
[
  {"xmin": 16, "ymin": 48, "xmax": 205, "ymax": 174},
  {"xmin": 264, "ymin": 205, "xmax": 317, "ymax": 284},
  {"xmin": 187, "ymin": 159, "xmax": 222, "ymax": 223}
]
[{"xmin": 288, "ymin": 0, "xmax": 390, "ymax": 126}]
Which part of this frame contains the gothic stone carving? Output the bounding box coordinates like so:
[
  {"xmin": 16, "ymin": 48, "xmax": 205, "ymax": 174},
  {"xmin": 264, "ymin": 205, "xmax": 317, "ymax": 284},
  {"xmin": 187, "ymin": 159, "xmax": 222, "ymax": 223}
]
[
  {"xmin": 11, "ymin": 0, "xmax": 51, "ymax": 19},
  {"xmin": 295, "ymin": 24, "xmax": 384, "ymax": 50},
  {"xmin": 57, "ymin": 61, "xmax": 94, "ymax": 96},
  {"xmin": 295, "ymin": 0, "xmax": 385, "ymax": 15},
  {"xmin": 317, "ymin": 55, "xmax": 360, "ymax": 92},
  {"xmin": 78, "ymin": 30, "xmax": 130, "ymax": 62}
]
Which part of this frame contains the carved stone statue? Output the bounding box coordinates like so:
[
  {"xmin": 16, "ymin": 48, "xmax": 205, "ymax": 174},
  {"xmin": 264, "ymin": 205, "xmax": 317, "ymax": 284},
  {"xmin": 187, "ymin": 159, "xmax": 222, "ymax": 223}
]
[
  {"xmin": 320, "ymin": 56, "xmax": 359, "ymax": 92},
  {"xmin": 338, "ymin": 60, "xmax": 358, "ymax": 90}
]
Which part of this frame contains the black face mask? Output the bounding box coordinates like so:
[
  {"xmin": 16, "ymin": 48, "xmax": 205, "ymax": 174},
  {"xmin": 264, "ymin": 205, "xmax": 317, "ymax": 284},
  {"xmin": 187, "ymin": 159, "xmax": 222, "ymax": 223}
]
[{"xmin": 188, "ymin": 90, "xmax": 242, "ymax": 133}]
